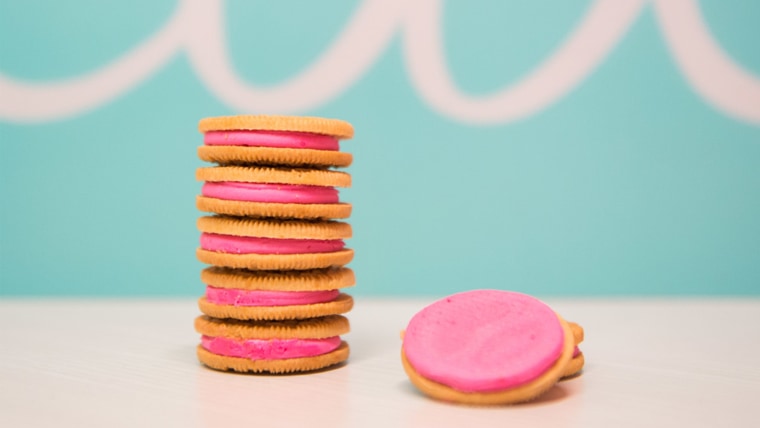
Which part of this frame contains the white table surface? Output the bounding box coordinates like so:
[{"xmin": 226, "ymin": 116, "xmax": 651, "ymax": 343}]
[{"xmin": 1, "ymin": 297, "xmax": 758, "ymax": 427}]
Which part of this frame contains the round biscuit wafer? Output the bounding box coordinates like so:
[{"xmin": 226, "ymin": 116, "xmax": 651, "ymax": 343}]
[
  {"xmin": 561, "ymin": 321, "xmax": 585, "ymax": 379},
  {"xmin": 196, "ymin": 341, "xmax": 349, "ymax": 373},
  {"xmin": 569, "ymin": 321, "xmax": 584, "ymax": 344},
  {"xmin": 195, "ymin": 314, "xmax": 349, "ymax": 340},
  {"xmin": 199, "ymin": 115, "xmax": 354, "ymax": 139},
  {"xmin": 198, "ymin": 293, "xmax": 354, "ymax": 320},
  {"xmin": 562, "ymin": 353, "xmax": 585, "ymax": 380},
  {"xmin": 196, "ymin": 248, "xmax": 354, "ymax": 270},
  {"xmin": 197, "ymin": 166, "xmax": 351, "ymax": 187},
  {"xmin": 197, "ymin": 216, "xmax": 351, "ymax": 239},
  {"xmin": 198, "ymin": 145, "xmax": 353, "ymax": 168},
  {"xmin": 201, "ymin": 266, "xmax": 355, "ymax": 291},
  {"xmin": 196, "ymin": 196, "xmax": 351, "ymax": 220}
]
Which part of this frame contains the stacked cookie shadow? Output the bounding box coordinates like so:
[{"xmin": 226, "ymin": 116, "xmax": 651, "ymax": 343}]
[{"xmin": 193, "ymin": 115, "xmax": 356, "ymax": 373}]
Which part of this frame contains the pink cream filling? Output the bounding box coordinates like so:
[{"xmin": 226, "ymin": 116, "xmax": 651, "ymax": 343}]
[
  {"xmin": 201, "ymin": 335, "xmax": 341, "ymax": 360},
  {"xmin": 204, "ymin": 130, "xmax": 339, "ymax": 151},
  {"xmin": 202, "ymin": 182, "xmax": 339, "ymax": 204},
  {"xmin": 206, "ymin": 286, "xmax": 339, "ymax": 306},
  {"xmin": 573, "ymin": 346, "xmax": 581, "ymax": 358},
  {"xmin": 403, "ymin": 290, "xmax": 565, "ymax": 393},
  {"xmin": 200, "ymin": 233, "xmax": 345, "ymax": 254}
]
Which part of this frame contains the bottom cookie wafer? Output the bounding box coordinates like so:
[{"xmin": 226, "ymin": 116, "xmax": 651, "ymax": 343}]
[
  {"xmin": 197, "ymin": 341, "xmax": 349, "ymax": 373},
  {"xmin": 561, "ymin": 353, "xmax": 585, "ymax": 379},
  {"xmin": 197, "ymin": 145, "xmax": 353, "ymax": 168},
  {"xmin": 561, "ymin": 321, "xmax": 585, "ymax": 379},
  {"xmin": 196, "ymin": 248, "xmax": 354, "ymax": 270},
  {"xmin": 196, "ymin": 196, "xmax": 352, "ymax": 220}
]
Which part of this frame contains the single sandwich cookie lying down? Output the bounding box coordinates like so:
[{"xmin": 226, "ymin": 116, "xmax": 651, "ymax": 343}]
[
  {"xmin": 198, "ymin": 266, "xmax": 355, "ymax": 320},
  {"xmin": 562, "ymin": 321, "xmax": 585, "ymax": 379},
  {"xmin": 401, "ymin": 290, "xmax": 576, "ymax": 405},
  {"xmin": 196, "ymin": 216, "xmax": 353, "ymax": 271},
  {"xmin": 196, "ymin": 165, "xmax": 352, "ymax": 219},
  {"xmin": 195, "ymin": 314, "xmax": 350, "ymax": 373},
  {"xmin": 198, "ymin": 115, "xmax": 354, "ymax": 168}
]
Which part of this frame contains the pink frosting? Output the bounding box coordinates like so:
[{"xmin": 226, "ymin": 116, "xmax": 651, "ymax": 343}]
[
  {"xmin": 201, "ymin": 335, "xmax": 341, "ymax": 360},
  {"xmin": 204, "ymin": 130, "xmax": 339, "ymax": 150},
  {"xmin": 202, "ymin": 182, "xmax": 339, "ymax": 204},
  {"xmin": 573, "ymin": 346, "xmax": 581, "ymax": 358},
  {"xmin": 206, "ymin": 286, "xmax": 339, "ymax": 306},
  {"xmin": 200, "ymin": 233, "xmax": 345, "ymax": 254},
  {"xmin": 403, "ymin": 290, "xmax": 565, "ymax": 393}
]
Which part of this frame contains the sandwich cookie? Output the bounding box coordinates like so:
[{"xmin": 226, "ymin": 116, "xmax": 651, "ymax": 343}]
[
  {"xmin": 401, "ymin": 290, "xmax": 575, "ymax": 405},
  {"xmin": 196, "ymin": 166, "xmax": 352, "ymax": 219},
  {"xmin": 195, "ymin": 314, "xmax": 350, "ymax": 373},
  {"xmin": 198, "ymin": 115, "xmax": 354, "ymax": 168},
  {"xmin": 196, "ymin": 215, "xmax": 353, "ymax": 270},
  {"xmin": 198, "ymin": 266, "xmax": 355, "ymax": 320},
  {"xmin": 562, "ymin": 321, "xmax": 585, "ymax": 379}
]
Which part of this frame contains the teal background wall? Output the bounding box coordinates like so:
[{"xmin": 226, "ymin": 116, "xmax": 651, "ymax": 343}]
[{"xmin": 1, "ymin": 1, "xmax": 759, "ymax": 297}]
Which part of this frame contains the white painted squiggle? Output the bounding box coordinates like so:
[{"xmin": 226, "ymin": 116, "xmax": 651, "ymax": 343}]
[
  {"xmin": 0, "ymin": 2, "xmax": 189, "ymax": 122},
  {"xmin": 184, "ymin": 0, "xmax": 403, "ymax": 112},
  {"xmin": 654, "ymin": 0, "xmax": 760, "ymax": 123},
  {"xmin": 0, "ymin": 0, "xmax": 757, "ymax": 125},
  {"xmin": 401, "ymin": 0, "xmax": 647, "ymax": 123}
]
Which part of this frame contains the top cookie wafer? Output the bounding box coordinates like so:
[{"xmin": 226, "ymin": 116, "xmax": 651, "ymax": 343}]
[{"xmin": 199, "ymin": 115, "xmax": 354, "ymax": 139}]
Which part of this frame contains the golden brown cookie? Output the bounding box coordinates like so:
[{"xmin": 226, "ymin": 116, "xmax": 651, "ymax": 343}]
[
  {"xmin": 195, "ymin": 315, "xmax": 350, "ymax": 373},
  {"xmin": 569, "ymin": 321, "xmax": 584, "ymax": 344},
  {"xmin": 197, "ymin": 216, "xmax": 354, "ymax": 270},
  {"xmin": 201, "ymin": 266, "xmax": 355, "ymax": 291},
  {"xmin": 199, "ymin": 115, "xmax": 354, "ymax": 139},
  {"xmin": 561, "ymin": 353, "xmax": 585, "ymax": 380},
  {"xmin": 199, "ymin": 267, "xmax": 355, "ymax": 320},
  {"xmin": 195, "ymin": 314, "xmax": 349, "ymax": 340},
  {"xmin": 197, "ymin": 293, "xmax": 354, "ymax": 320},
  {"xmin": 197, "ymin": 115, "xmax": 353, "ymax": 169},
  {"xmin": 198, "ymin": 145, "xmax": 353, "ymax": 168},
  {"xmin": 196, "ymin": 196, "xmax": 352, "ymax": 220},
  {"xmin": 196, "ymin": 166, "xmax": 352, "ymax": 219},
  {"xmin": 196, "ymin": 342, "xmax": 349, "ymax": 373},
  {"xmin": 197, "ymin": 216, "xmax": 351, "ymax": 239},
  {"xmin": 401, "ymin": 290, "xmax": 578, "ymax": 405},
  {"xmin": 196, "ymin": 248, "xmax": 354, "ymax": 271},
  {"xmin": 402, "ymin": 317, "xmax": 575, "ymax": 405},
  {"xmin": 196, "ymin": 166, "xmax": 351, "ymax": 187},
  {"xmin": 561, "ymin": 321, "xmax": 585, "ymax": 379}
]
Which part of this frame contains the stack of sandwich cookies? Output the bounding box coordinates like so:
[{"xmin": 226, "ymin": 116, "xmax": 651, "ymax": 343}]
[
  {"xmin": 197, "ymin": 115, "xmax": 353, "ymax": 220},
  {"xmin": 194, "ymin": 115, "xmax": 355, "ymax": 373}
]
